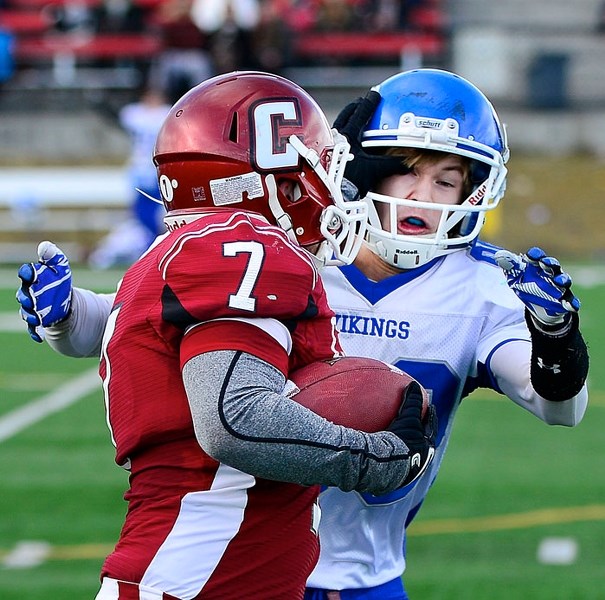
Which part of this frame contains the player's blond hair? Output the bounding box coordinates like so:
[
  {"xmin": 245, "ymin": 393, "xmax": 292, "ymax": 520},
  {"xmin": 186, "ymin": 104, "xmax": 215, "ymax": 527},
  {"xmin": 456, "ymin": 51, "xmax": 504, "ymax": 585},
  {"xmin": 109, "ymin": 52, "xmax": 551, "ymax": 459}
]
[{"xmin": 384, "ymin": 148, "xmax": 473, "ymax": 200}]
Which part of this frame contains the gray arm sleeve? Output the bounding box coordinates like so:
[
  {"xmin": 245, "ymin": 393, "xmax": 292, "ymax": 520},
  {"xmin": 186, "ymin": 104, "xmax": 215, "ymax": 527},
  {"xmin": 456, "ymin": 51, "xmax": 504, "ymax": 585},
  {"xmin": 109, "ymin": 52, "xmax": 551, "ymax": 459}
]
[
  {"xmin": 183, "ymin": 350, "xmax": 413, "ymax": 496},
  {"xmin": 44, "ymin": 288, "xmax": 114, "ymax": 357}
]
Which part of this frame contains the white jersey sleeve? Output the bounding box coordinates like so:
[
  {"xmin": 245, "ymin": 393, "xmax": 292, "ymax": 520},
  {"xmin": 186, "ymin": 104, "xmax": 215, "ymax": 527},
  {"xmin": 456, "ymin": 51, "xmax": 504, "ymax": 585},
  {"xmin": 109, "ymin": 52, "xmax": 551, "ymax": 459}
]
[{"xmin": 44, "ymin": 287, "xmax": 115, "ymax": 357}]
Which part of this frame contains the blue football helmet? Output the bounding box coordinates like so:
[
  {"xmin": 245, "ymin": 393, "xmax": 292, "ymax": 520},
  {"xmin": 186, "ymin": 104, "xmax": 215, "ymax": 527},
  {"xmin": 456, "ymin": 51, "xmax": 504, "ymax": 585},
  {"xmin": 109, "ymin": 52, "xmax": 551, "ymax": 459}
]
[{"xmin": 361, "ymin": 68, "xmax": 509, "ymax": 269}]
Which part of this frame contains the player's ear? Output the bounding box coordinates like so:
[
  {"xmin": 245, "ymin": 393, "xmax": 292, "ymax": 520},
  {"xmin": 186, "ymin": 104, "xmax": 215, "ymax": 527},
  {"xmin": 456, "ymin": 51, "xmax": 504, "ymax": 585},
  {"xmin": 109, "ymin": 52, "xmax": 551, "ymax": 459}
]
[{"xmin": 277, "ymin": 179, "xmax": 296, "ymax": 202}]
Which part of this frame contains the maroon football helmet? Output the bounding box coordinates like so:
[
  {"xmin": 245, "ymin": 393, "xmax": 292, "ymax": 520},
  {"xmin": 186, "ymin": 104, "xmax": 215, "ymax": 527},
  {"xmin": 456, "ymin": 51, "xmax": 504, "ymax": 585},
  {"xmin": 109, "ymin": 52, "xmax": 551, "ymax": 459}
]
[{"xmin": 153, "ymin": 71, "xmax": 366, "ymax": 265}]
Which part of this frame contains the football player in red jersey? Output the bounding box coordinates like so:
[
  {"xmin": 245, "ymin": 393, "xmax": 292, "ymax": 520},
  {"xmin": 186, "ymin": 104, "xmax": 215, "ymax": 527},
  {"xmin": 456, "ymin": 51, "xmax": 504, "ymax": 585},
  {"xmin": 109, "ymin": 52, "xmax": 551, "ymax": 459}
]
[{"xmin": 17, "ymin": 71, "xmax": 436, "ymax": 600}]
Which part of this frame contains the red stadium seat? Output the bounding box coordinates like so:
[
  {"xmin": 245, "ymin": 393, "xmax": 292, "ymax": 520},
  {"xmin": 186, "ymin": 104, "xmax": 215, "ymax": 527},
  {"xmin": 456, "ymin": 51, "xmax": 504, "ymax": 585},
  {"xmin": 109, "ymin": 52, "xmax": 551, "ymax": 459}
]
[
  {"xmin": 15, "ymin": 33, "xmax": 162, "ymax": 61},
  {"xmin": 0, "ymin": 10, "xmax": 51, "ymax": 35},
  {"xmin": 293, "ymin": 31, "xmax": 445, "ymax": 62}
]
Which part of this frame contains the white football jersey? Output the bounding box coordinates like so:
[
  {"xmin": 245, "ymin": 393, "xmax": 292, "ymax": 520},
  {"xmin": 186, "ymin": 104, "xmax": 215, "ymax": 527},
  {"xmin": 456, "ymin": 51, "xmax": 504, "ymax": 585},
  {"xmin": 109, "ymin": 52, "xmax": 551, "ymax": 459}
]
[
  {"xmin": 307, "ymin": 241, "xmax": 530, "ymax": 590},
  {"xmin": 119, "ymin": 100, "xmax": 171, "ymax": 188}
]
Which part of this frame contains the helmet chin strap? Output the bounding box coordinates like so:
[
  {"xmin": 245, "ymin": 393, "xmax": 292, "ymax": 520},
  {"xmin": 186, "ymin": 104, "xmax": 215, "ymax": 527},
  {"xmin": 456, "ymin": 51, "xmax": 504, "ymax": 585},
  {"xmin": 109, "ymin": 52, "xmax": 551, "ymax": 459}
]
[
  {"xmin": 265, "ymin": 174, "xmax": 297, "ymax": 243},
  {"xmin": 265, "ymin": 172, "xmax": 331, "ymax": 269}
]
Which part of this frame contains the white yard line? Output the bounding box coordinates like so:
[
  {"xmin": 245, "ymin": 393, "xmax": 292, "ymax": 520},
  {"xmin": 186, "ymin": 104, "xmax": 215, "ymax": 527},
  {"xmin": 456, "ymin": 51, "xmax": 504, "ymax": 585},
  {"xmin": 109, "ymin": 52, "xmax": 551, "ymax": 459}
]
[
  {"xmin": 1, "ymin": 541, "xmax": 52, "ymax": 569},
  {"xmin": 567, "ymin": 265, "xmax": 605, "ymax": 288},
  {"xmin": 0, "ymin": 311, "xmax": 23, "ymax": 332},
  {"xmin": 0, "ymin": 368, "xmax": 100, "ymax": 443}
]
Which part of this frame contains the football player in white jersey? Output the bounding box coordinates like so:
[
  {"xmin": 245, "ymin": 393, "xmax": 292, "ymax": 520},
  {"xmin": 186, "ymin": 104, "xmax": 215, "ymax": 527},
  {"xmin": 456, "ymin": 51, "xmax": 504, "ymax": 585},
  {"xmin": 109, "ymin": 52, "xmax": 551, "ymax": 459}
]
[
  {"xmin": 17, "ymin": 69, "xmax": 589, "ymax": 600},
  {"xmin": 88, "ymin": 87, "xmax": 171, "ymax": 269},
  {"xmin": 303, "ymin": 69, "xmax": 589, "ymax": 599}
]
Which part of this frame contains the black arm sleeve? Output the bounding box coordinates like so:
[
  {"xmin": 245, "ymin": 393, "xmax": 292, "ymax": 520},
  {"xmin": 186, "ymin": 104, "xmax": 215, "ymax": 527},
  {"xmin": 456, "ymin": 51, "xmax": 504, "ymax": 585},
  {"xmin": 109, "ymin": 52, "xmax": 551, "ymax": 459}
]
[
  {"xmin": 527, "ymin": 311, "xmax": 589, "ymax": 401},
  {"xmin": 182, "ymin": 350, "xmax": 414, "ymax": 495}
]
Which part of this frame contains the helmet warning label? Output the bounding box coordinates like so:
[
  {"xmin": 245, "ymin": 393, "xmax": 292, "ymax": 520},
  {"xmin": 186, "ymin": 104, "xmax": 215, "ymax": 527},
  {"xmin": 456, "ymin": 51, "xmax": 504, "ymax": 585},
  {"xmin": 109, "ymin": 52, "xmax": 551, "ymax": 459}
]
[{"xmin": 210, "ymin": 172, "xmax": 264, "ymax": 205}]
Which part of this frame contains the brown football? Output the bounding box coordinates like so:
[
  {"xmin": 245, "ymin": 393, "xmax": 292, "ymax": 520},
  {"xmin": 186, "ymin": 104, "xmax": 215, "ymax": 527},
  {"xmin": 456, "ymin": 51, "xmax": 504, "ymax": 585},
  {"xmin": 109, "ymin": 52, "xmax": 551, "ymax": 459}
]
[{"xmin": 288, "ymin": 356, "xmax": 428, "ymax": 432}]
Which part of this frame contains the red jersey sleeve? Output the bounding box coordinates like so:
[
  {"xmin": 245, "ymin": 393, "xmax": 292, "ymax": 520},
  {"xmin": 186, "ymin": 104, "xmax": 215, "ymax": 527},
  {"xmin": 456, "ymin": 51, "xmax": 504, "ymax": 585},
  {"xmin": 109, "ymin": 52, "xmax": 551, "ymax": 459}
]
[{"xmin": 180, "ymin": 320, "xmax": 290, "ymax": 376}]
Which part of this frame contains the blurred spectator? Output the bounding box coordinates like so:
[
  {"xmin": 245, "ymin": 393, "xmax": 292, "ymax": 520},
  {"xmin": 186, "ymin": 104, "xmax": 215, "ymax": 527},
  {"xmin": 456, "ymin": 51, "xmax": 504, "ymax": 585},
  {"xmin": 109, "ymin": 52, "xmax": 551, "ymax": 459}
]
[
  {"xmin": 88, "ymin": 0, "xmax": 150, "ymax": 75},
  {"xmin": 191, "ymin": 0, "xmax": 261, "ymax": 72},
  {"xmin": 0, "ymin": 27, "xmax": 14, "ymax": 85},
  {"xmin": 91, "ymin": 0, "xmax": 148, "ymax": 34},
  {"xmin": 286, "ymin": 0, "xmax": 321, "ymax": 32},
  {"xmin": 148, "ymin": 0, "xmax": 214, "ymax": 104},
  {"xmin": 254, "ymin": 0, "xmax": 318, "ymax": 72},
  {"xmin": 254, "ymin": 0, "xmax": 291, "ymax": 73},
  {"xmin": 367, "ymin": 0, "xmax": 423, "ymax": 31},
  {"xmin": 314, "ymin": 0, "xmax": 355, "ymax": 32},
  {"xmin": 45, "ymin": 1, "xmax": 95, "ymax": 34},
  {"xmin": 597, "ymin": 0, "xmax": 605, "ymax": 33},
  {"xmin": 89, "ymin": 87, "xmax": 171, "ymax": 270},
  {"xmin": 369, "ymin": 0, "xmax": 397, "ymax": 30}
]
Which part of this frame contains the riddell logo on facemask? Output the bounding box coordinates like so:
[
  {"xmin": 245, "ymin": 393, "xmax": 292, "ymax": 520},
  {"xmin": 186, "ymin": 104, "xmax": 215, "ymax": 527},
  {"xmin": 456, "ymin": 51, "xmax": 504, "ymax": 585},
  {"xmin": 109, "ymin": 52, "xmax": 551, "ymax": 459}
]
[
  {"xmin": 394, "ymin": 249, "xmax": 420, "ymax": 266},
  {"xmin": 468, "ymin": 182, "xmax": 487, "ymax": 205}
]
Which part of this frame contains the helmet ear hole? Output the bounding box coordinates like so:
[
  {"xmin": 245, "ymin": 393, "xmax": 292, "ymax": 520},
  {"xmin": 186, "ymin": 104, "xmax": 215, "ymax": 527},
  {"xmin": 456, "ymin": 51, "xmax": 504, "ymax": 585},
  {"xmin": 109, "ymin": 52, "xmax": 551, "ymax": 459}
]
[
  {"xmin": 291, "ymin": 182, "xmax": 302, "ymax": 203},
  {"xmin": 459, "ymin": 212, "xmax": 479, "ymax": 237},
  {"xmin": 275, "ymin": 178, "xmax": 303, "ymax": 204},
  {"xmin": 228, "ymin": 112, "xmax": 238, "ymax": 142},
  {"xmin": 470, "ymin": 160, "xmax": 489, "ymax": 185}
]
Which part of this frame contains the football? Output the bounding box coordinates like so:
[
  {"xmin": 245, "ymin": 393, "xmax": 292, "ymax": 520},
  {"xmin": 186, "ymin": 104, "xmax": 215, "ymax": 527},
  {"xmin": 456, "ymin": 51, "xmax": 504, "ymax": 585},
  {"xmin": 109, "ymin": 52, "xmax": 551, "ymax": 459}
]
[{"xmin": 288, "ymin": 356, "xmax": 428, "ymax": 432}]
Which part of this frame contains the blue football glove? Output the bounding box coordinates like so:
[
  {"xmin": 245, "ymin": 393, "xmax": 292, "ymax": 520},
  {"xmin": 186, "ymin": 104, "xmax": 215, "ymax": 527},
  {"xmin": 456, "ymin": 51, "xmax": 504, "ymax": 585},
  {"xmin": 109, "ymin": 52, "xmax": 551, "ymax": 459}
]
[
  {"xmin": 16, "ymin": 241, "xmax": 73, "ymax": 343},
  {"xmin": 494, "ymin": 247, "xmax": 580, "ymax": 326}
]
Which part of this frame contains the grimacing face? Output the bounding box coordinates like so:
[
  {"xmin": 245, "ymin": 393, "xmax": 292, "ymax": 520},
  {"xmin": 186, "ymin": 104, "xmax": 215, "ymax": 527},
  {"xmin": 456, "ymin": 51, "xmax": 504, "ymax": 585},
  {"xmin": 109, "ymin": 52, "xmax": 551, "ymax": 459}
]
[{"xmin": 375, "ymin": 151, "xmax": 471, "ymax": 236}]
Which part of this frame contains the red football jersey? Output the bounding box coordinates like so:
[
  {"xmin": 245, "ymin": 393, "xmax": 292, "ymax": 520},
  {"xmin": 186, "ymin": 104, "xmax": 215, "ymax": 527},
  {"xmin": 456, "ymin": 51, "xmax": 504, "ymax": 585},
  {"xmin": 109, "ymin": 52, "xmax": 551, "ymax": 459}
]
[{"xmin": 98, "ymin": 209, "xmax": 341, "ymax": 599}]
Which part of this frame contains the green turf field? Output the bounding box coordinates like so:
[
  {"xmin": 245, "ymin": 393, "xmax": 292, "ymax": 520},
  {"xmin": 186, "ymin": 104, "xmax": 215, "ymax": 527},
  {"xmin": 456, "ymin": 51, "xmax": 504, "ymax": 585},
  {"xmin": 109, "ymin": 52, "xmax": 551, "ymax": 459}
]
[{"xmin": 0, "ymin": 266, "xmax": 603, "ymax": 599}]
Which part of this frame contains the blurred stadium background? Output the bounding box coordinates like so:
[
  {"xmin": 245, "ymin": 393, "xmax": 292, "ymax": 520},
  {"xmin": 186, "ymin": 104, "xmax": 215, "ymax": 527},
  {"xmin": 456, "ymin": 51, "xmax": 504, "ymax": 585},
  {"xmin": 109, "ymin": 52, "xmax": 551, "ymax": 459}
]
[{"xmin": 0, "ymin": 0, "xmax": 604, "ymax": 598}]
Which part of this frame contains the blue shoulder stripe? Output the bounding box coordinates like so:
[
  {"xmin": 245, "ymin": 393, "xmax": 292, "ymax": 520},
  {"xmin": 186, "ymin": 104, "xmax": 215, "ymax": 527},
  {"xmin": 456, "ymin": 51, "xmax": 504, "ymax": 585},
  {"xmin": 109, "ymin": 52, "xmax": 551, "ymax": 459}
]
[{"xmin": 339, "ymin": 257, "xmax": 441, "ymax": 304}]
